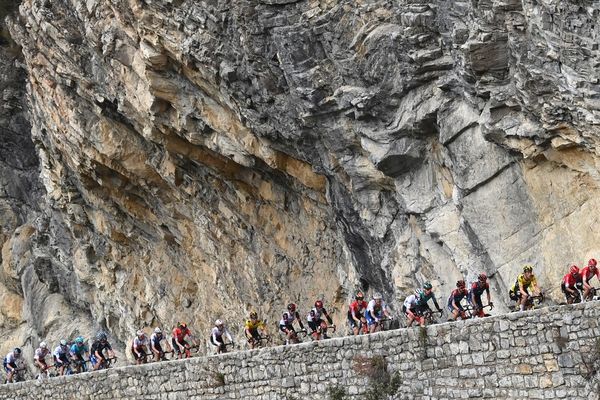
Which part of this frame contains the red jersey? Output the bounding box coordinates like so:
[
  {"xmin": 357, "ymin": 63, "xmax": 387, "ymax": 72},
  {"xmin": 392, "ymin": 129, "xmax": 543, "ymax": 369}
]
[
  {"xmin": 470, "ymin": 281, "xmax": 489, "ymax": 297},
  {"xmin": 172, "ymin": 327, "xmax": 191, "ymax": 342},
  {"xmin": 348, "ymin": 300, "xmax": 368, "ymax": 318},
  {"xmin": 581, "ymin": 266, "xmax": 599, "ymax": 283},
  {"xmin": 562, "ymin": 273, "xmax": 583, "ymax": 289}
]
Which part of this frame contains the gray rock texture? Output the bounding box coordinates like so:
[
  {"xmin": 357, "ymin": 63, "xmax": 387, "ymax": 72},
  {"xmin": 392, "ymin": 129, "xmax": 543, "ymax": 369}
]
[
  {"xmin": 0, "ymin": 301, "xmax": 598, "ymax": 399},
  {"xmin": 0, "ymin": 0, "xmax": 599, "ymax": 363}
]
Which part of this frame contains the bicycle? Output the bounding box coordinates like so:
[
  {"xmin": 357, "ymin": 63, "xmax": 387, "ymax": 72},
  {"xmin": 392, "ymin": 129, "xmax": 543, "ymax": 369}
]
[
  {"xmin": 523, "ymin": 292, "xmax": 544, "ymax": 310},
  {"xmin": 69, "ymin": 359, "xmax": 89, "ymax": 374},
  {"xmin": 464, "ymin": 303, "xmax": 493, "ymax": 318},
  {"xmin": 94, "ymin": 357, "xmax": 117, "ymax": 370},
  {"xmin": 584, "ymin": 287, "xmax": 600, "ymax": 301},
  {"xmin": 247, "ymin": 334, "xmax": 272, "ymax": 349},
  {"xmin": 418, "ymin": 308, "xmax": 441, "ymax": 326},
  {"xmin": 216, "ymin": 342, "xmax": 235, "ymax": 354},
  {"xmin": 310, "ymin": 324, "xmax": 337, "ymax": 341},
  {"xmin": 35, "ymin": 364, "xmax": 55, "ymax": 381},
  {"xmin": 152, "ymin": 350, "xmax": 172, "ymax": 362},
  {"xmin": 282, "ymin": 329, "xmax": 307, "ymax": 345}
]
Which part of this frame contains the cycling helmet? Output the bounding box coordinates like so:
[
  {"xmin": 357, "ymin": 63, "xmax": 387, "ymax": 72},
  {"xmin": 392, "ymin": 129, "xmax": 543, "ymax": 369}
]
[
  {"xmin": 287, "ymin": 303, "xmax": 296, "ymax": 312},
  {"xmin": 75, "ymin": 336, "xmax": 84, "ymax": 344},
  {"xmin": 136, "ymin": 329, "xmax": 145, "ymax": 337},
  {"xmin": 315, "ymin": 300, "xmax": 324, "ymax": 308},
  {"xmin": 215, "ymin": 319, "xmax": 224, "ymax": 327},
  {"xmin": 373, "ymin": 292, "xmax": 383, "ymax": 300},
  {"xmin": 589, "ymin": 258, "xmax": 597, "ymax": 268},
  {"xmin": 423, "ymin": 282, "xmax": 433, "ymax": 290},
  {"xmin": 478, "ymin": 273, "xmax": 487, "ymax": 282},
  {"xmin": 178, "ymin": 322, "xmax": 187, "ymax": 329},
  {"xmin": 456, "ymin": 280, "xmax": 466, "ymax": 288},
  {"xmin": 13, "ymin": 348, "xmax": 21, "ymax": 356},
  {"xmin": 415, "ymin": 289, "xmax": 427, "ymax": 303},
  {"xmin": 355, "ymin": 291, "xmax": 364, "ymax": 300},
  {"xmin": 249, "ymin": 311, "xmax": 258, "ymax": 319},
  {"xmin": 39, "ymin": 341, "xmax": 47, "ymax": 349},
  {"xmin": 523, "ymin": 265, "xmax": 533, "ymax": 273},
  {"xmin": 96, "ymin": 332, "xmax": 107, "ymax": 341},
  {"xmin": 154, "ymin": 327, "xmax": 162, "ymax": 334},
  {"xmin": 60, "ymin": 339, "xmax": 68, "ymax": 346},
  {"xmin": 570, "ymin": 265, "xmax": 580, "ymax": 276}
]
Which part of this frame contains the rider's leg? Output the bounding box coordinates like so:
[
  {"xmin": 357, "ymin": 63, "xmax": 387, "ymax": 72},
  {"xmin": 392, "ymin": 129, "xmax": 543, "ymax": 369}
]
[{"xmin": 519, "ymin": 292, "xmax": 528, "ymax": 311}]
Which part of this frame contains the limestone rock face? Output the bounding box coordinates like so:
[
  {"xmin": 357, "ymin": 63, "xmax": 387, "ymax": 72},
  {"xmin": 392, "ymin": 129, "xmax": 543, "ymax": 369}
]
[{"xmin": 1, "ymin": 0, "xmax": 599, "ymax": 357}]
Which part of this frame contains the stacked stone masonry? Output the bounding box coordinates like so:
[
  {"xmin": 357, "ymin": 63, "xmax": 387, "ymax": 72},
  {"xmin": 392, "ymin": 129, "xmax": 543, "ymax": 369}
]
[{"xmin": 1, "ymin": 302, "xmax": 600, "ymax": 399}]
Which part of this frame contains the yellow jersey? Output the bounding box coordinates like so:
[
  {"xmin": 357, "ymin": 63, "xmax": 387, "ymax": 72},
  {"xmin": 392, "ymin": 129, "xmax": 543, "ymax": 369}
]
[
  {"xmin": 244, "ymin": 319, "xmax": 266, "ymax": 331},
  {"xmin": 511, "ymin": 273, "xmax": 537, "ymax": 292}
]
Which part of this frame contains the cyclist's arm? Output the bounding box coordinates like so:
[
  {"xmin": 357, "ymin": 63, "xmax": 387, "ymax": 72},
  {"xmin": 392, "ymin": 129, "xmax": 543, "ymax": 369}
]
[
  {"xmin": 431, "ymin": 296, "xmax": 441, "ymax": 311},
  {"xmin": 451, "ymin": 296, "xmax": 460, "ymax": 311},
  {"xmin": 323, "ymin": 310, "xmax": 333, "ymax": 325},
  {"xmin": 295, "ymin": 312, "xmax": 305, "ymax": 330}
]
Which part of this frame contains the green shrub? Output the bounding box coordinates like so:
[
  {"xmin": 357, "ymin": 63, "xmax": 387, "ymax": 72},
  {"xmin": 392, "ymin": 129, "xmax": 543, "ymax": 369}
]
[{"xmin": 327, "ymin": 385, "xmax": 347, "ymax": 400}]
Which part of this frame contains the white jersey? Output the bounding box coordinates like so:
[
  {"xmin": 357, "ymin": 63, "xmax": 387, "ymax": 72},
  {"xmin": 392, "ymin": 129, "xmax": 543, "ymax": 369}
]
[
  {"xmin": 279, "ymin": 311, "xmax": 298, "ymax": 326},
  {"xmin": 150, "ymin": 333, "xmax": 164, "ymax": 346},
  {"xmin": 53, "ymin": 345, "xmax": 69, "ymax": 359},
  {"xmin": 211, "ymin": 326, "xmax": 232, "ymax": 343},
  {"xmin": 307, "ymin": 307, "xmax": 323, "ymax": 322},
  {"xmin": 367, "ymin": 299, "xmax": 387, "ymax": 316},
  {"xmin": 132, "ymin": 336, "xmax": 149, "ymax": 349},
  {"xmin": 403, "ymin": 294, "xmax": 418, "ymax": 310},
  {"xmin": 34, "ymin": 348, "xmax": 50, "ymax": 361}
]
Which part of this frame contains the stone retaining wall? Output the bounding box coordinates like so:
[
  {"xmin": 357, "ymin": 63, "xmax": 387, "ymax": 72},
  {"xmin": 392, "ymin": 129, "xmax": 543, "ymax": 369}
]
[{"xmin": 2, "ymin": 302, "xmax": 600, "ymax": 399}]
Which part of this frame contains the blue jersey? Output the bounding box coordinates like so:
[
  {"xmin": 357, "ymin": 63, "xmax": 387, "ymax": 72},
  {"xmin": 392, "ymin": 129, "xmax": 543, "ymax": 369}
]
[{"xmin": 70, "ymin": 343, "xmax": 88, "ymax": 356}]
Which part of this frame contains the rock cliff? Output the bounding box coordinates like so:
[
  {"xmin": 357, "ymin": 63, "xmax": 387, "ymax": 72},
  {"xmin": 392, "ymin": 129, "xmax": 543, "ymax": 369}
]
[{"xmin": 0, "ymin": 0, "xmax": 599, "ymax": 357}]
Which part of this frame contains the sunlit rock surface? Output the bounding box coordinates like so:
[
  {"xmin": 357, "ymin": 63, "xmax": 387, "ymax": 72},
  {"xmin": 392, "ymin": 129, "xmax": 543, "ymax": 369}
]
[{"xmin": 0, "ymin": 0, "xmax": 599, "ymax": 358}]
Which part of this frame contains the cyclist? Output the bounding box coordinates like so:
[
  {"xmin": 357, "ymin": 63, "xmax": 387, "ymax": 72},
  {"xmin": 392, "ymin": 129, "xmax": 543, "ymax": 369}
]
[
  {"xmin": 561, "ymin": 265, "xmax": 583, "ymax": 304},
  {"xmin": 468, "ymin": 273, "xmax": 493, "ymax": 317},
  {"xmin": 365, "ymin": 293, "xmax": 392, "ymax": 333},
  {"xmin": 307, "ymin": 300, "xmax": 334, "ymax": 340},
  {"xmin": 447, "ymin": 280, "xmax": 469, "ymax": 321},
  {"xmin": 403, "ymin": 291, "xmax": 425, "ymax": 327},
  {"xmin": 347, "ymin": 291, "xmax": 368, "ymax": 335},
  {"xmin": 69, "ymin": 336, "xmax": 89, "ymax": 373},
  {"xmin": 150, "ymin": 327, "xmax": 172, "ymax": 362},
  {"xmin": 53, "ymin": 339, "xmax": 71, "ymax": 376},
  {"xmin": 582, "ymin": 258, "xmax": 599, "ymax": 300},
  {"xmin": 172, "ymin": 322, "xmax": 194, "ymax": 359},
  {"xmin": 244, "ymin": 311, "xmax": 268, "ymax": 349},
  {"xmin": 3, "ymin": 348, "xmax": 22, "ymax": 383},
  {"xmin": 417, "ymin": 282, "xmax": 443, "ymax": 317},
  {"xmin": 210, "ymin": 319, "xmax": 234, "ymax": 354},
  {"xmin": 34, "ymin": 341, "xmax": 51, "ymax": 379},
  {"xmin": 279, "ymin": 303, "xmax": 306, "ymax": 344},
  {"xmin": 131, "ymin": 330, "xmax": 150, "ymax": 364},
  {"xmin": 90, "ymin": 332, "xmax": 115, "ymax": 371},
  {"xmin": 509, "ymin": 265, "xmax": 542, "ymax": 311}
]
